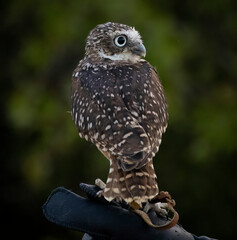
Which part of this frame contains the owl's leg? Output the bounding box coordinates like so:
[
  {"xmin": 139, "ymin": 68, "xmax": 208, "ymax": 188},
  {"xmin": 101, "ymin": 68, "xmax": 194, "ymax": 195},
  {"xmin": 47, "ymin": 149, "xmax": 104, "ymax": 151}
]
[
  {"xmin": 95, "ymin": 178, "xmax": 106, "ymax": 197},
  {"xmin": 95, "ymin": 178, "xmax": 106, "ymax": 189},
  {"xmin": 95, "ymin": 178, "xmax": 122, "ymax": 202}
]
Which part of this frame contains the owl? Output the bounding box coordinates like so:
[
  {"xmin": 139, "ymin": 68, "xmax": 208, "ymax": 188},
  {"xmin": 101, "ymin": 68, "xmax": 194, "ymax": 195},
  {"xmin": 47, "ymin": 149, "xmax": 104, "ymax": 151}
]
[{"xmin": 71, "ymin": 22, "xmax": 168, "ymax": 206}]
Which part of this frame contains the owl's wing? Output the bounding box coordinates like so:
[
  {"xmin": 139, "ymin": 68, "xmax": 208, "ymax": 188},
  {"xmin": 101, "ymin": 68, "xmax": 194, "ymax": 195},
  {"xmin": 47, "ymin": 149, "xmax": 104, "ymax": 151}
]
[
  {"xmin": 115, "ymin": 62, "xmax": 168, "ymax": 166},
  {"xmin": 72, "ymin": 62, "xmax": 167, "ymax": 171},
  {"xmin": 136, "ymin": 64, "xmax": 168, "ymax": 160}
]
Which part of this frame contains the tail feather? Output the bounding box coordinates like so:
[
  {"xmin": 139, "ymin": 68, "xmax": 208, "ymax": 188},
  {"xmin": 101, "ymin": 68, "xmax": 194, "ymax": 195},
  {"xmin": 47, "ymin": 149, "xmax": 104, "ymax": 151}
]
[{"xmin": 103, "ymin": 160, "xmax": 158, "ymax": 205}]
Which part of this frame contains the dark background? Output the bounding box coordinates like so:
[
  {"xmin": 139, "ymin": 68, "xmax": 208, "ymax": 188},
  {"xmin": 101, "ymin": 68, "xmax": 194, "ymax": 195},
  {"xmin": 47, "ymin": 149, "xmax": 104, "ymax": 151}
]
[{"xmin": 1, "ymin": 0, "xmax": 237, "ymax": 239}]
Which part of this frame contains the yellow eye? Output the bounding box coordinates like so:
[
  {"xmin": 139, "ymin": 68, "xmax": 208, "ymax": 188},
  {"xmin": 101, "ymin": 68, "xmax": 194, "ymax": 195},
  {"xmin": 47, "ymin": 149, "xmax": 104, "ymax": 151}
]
[{"xmin": 114, "ymin": 35, "xmax": 127, "ymax": 47}]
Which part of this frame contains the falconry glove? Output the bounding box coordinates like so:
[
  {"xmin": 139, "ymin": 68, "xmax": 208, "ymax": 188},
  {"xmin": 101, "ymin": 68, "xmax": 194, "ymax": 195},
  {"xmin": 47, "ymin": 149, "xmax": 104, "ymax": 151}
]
[{"xmin": 42, "ymin": 184, "xmax": 217, "ymax": 240}]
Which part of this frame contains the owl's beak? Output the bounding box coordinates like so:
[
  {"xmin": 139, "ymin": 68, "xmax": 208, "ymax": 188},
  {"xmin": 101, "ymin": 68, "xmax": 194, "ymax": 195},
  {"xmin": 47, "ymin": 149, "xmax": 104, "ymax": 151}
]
[{"xmin": 132, "ymin": 42, "xmax": 146, "ymax": 58}]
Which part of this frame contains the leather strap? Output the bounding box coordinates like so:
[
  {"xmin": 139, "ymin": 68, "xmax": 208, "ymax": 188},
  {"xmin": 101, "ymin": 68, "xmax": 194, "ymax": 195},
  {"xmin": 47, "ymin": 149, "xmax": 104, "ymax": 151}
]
[{"xmin": 133, "ymin": 191, "xmax": 179, "ymax": 230}]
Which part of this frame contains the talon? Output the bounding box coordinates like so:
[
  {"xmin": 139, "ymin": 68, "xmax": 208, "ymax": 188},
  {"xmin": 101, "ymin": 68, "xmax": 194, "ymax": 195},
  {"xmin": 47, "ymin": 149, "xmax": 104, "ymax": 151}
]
[
  {"xmin": 96, "ymin": 189, "xmax": 104, "ymax": 197},
  {"xmin": 155, "ymin": 202, "xmax": 168, "ymax": 216},
  {"xmin": 144, "ymin": 202, "xmax": 168, "ymax": 217}
]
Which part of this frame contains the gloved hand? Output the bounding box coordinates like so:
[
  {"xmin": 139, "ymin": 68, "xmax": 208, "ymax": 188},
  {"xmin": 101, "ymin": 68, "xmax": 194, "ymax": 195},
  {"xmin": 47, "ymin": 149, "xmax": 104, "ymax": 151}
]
[{"xmin": 42, "ymin": 183, "xmax": 217, "ymax": 240}]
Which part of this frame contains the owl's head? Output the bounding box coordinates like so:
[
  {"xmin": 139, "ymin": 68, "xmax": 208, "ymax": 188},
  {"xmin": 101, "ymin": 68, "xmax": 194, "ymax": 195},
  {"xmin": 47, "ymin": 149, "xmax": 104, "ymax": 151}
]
[{"xmin": 85, "ymin": 22, "xmax": 146, "ymax": 63}]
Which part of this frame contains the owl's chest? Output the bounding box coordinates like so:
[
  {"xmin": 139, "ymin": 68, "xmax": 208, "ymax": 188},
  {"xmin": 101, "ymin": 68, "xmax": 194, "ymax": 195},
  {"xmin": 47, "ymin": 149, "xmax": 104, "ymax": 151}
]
[{"xmin": 79, "ymin": 64, "xmax": 152, "ymax": 108}]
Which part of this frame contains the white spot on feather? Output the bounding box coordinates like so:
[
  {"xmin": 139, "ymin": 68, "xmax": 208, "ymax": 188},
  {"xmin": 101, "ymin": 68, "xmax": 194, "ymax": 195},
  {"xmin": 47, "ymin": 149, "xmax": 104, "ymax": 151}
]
[
  {"xmin": 107, "ymin": 178, "xmax": 112, "ymax": 183},
  {"xmin": 131, "ymin": 110, "xmax": 138, "ymax": 117},
  {"xmin": 105, "ymin": 125, "xmax": 111, "ymax": 131},
  {"xmin": 112, "ymin": 188, "xmax": 120, "ymax": 194},
  {"xmin": 123, "ymin": 132, "xmax": 133, "ymax": 139}
]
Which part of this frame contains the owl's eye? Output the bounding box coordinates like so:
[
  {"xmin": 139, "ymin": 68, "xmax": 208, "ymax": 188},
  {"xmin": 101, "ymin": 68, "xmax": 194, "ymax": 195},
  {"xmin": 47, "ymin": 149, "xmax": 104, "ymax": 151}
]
[{"xmin": 114, "ymin": 35, "xmax": 127, "ymax": 47}]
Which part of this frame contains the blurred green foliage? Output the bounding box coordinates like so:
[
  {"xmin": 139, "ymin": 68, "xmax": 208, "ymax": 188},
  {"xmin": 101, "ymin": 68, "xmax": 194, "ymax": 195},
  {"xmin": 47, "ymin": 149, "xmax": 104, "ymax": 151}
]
[{"xmin": 1, "ymin": 0, "xmax": 237, "ymax": 239}]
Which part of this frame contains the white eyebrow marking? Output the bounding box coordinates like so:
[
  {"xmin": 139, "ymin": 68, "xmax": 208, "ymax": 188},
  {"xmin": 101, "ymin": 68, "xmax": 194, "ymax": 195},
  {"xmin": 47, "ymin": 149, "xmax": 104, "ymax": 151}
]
[{"xmin": 121, "ymin": 28, "xmax": 141, "ymax": 42}]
